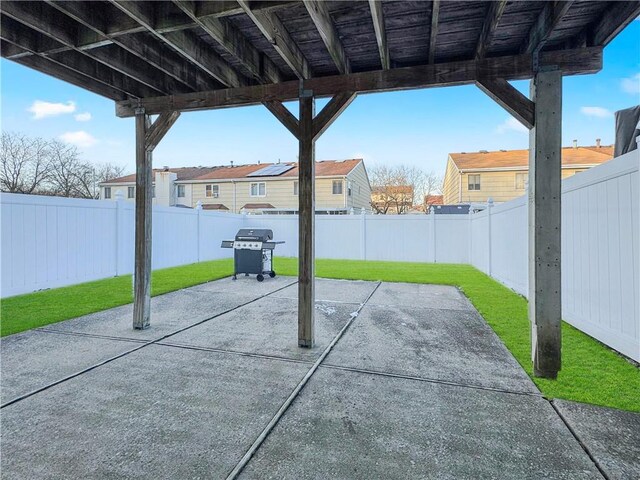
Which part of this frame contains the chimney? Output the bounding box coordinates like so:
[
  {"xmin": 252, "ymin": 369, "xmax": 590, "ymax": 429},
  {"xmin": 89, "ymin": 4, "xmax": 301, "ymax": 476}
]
[
  {"xmin": 596, "ymin": 138, "xmax": 601, "ymax": 148},
  {"xmin": 572, "ymin": 139, "xmax": 578, "ymax": 149},
  {"xmin": 230, "ymin": 160, "xmax": 234, "ymax": 167}
]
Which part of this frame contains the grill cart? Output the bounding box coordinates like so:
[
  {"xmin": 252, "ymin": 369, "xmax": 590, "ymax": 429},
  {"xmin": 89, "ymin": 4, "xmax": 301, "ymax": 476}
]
[{"xmin": 221, "ymin": 228, "xmax": 285, "ymax": 282}]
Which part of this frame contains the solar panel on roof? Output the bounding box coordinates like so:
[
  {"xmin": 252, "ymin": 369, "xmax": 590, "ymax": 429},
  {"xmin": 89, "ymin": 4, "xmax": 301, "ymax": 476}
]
[{"xmin": 247, "ymin": 164, "xmax": 294, "ymax": 177}]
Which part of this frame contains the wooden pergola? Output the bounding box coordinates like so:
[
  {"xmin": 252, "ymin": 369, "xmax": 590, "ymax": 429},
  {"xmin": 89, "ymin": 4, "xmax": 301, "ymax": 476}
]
[{"xmin": 3, "ymin": 0, "xmax": 638, "ymax": 378}]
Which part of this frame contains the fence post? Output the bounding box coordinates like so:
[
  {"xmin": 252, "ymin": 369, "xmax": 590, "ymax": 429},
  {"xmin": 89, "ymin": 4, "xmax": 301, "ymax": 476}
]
[
  {"xmin": 487, "ymin": 198, "xmax": 494, "ymax": 276},
  {"xmin": 468, "ymin": 206, "xmax": 474, "ymax": 265},
  {"xmin": 431, "ymin": 206, "xmax": 437, "ymax": 262},
  {"xmin": 360, "ymin": 207, "xmax": 366, "ymax": 260},
  {"xmin": 114, "ymin": 191, "xmax": 124, "ymax": 275},
  {"xmin": 196, "ymin": 200, "xmax": 202, "ymax": 262}
]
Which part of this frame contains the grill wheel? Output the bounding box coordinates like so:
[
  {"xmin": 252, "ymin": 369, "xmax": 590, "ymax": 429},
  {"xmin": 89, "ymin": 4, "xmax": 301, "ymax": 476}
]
[{"xmin": 256, "ymin": 274, "xmax": 264, "ymax": 282}]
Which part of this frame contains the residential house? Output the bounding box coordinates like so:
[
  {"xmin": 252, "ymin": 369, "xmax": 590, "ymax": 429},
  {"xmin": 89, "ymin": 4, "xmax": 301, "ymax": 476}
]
[
  {"xmin": 442, "ymin": 141, "xmax": 614, "ymax": 204},
  {"xmin": 100, "ymin": 159, "xmax": 372, "ymax": 214}
]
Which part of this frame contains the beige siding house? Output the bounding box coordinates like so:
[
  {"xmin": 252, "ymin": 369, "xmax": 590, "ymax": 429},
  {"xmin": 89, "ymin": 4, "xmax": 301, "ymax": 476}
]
[
  {"xmin": 442, "ymin": 143, "xmax": 614, "ymax": 204},
  {"xmin": 99, "ymin": 159, "xmax": 372, "ymax": 214}
]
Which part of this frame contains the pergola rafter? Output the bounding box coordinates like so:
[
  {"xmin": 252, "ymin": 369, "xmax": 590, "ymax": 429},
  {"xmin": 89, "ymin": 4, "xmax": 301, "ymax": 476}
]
[{"xmin": 2, "ymin": 0, "xmax": 637, "ymax": 380}]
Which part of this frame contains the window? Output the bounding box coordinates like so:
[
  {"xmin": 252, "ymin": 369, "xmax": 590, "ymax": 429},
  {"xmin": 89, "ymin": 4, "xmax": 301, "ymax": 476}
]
[
  {"xmin": 515, "ymin": 172, "xmax": 528, "ymax": 190},
  {"xmin": 468, "ymin": 174, "xmax": 481, "ymax": 191},
  {"xmin": 205, "ymin": 184, "xmax": 219, "ymax": 198},
  {"xmin": 127, "ymin": 186, "xmax": 135, "ymax": 199},
  {"xmin": 347, "ymin": 181, "xmax": 352, "ymax": 197},
  {"xmin": 332, "ymin": 180, "xmax": 343, "ymax": 195},
  {"xmin": 177, "ymin": 185, "xmax": 185, "ymax": 198},
  {"xmin": 104, "ymin": 187, "xmax": 111, "ymax": 199},
  {"xmin": 250, "ymin": 182, "xmax": 266, "ymax": 197},
  {"xmin": 293, "ymin": 181, "xmax": 299, "ymax": 196}
]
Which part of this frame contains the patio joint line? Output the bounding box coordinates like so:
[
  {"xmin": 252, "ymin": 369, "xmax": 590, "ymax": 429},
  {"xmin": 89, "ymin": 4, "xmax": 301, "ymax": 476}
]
[
  {"xmin": 225, "ymin": 281, "xmax": 382, "ymax": 480},
  {"xmin": 156, "ymin": 341, "xmax": 316, "ymax": 367},
  {"xmin": 0, "ymin": 280, "xmax": 298, "ymax": 410},
  {"xmin": 549, "ymin": 400, "xmax": 611, "ymax": 480},
  {"xmin": 35, "ymin": 328, "xmax": 149, "ymax": 344},
  {"xmin": 319, "ymin": 364, "xmax": 542, "ymax": 398}
]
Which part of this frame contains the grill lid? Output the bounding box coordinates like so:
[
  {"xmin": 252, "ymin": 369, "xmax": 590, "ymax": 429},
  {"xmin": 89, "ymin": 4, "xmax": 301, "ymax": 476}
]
[{"xmin": 235, "ymin": 229, "xmax": 273, "ymax": 242}]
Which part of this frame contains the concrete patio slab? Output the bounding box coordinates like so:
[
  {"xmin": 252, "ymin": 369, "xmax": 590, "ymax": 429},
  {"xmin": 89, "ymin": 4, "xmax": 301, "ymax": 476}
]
[
  {"xmin": 553, "ymin": 400, "xmax": 640, "ymax": 480},
  {"xmin": 161, "ymin": 296, "xmax": 358, "ymax": 362},
  {"xmin": 1, "ymin": 345, "xmax": 309, "ymax": 480},
  {"xmin": 186, "ymin": 275, "xmax": 294, "ymax": 295},
  {"xmin": 41, "ymin": 283, "xmax": 288, "ymax": 341},
  {"xmin": 1, "ymin": 329, "xmax": 141, "ymax": 405},
  {"xmin": 270, "ymin": 277, "xmax": 379, "ymax": 304},
  {"xmin": 368, "ymin": 282, "xmax": 474, "ymax": 311},
  {"xmin": 240, "ymin": 368, "xmax": 601, "ymax": 480},
  {"xmin": 325, "ymin": 301, "xmax": 538, "ymax": 393}
]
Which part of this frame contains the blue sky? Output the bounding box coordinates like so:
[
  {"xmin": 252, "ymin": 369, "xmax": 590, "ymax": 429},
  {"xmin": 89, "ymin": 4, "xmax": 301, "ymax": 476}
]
[{"xmin": 2, "ymin": 19, "xmax": 639, "ymax": 177}]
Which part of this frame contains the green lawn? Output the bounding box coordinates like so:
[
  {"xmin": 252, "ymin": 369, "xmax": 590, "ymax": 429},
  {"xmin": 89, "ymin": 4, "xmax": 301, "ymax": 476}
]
[{"xmin": 1, "ymin": 257, "xmax": 638, "ymax": 412}]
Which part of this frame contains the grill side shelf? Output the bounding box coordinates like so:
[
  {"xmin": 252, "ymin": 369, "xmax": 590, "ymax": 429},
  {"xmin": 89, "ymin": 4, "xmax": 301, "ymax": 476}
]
[{"xmin": 221, "ymin": 240, "xmax": 234, "ymax": 248}]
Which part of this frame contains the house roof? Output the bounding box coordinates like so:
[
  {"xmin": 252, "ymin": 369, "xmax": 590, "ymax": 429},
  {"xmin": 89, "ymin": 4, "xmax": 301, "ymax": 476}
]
[
  {"xmin": 201, "ymin": 204, "xmax": 229, "ymax": 211},
  {"xmin": 192, "ymin": 159, "xmax": 362, "ymax": 181},
  {"xmin": 101, "ymin": 160, "xmax": 362, "ymax": 185},
  {"xmin": 449, "ymin": 145, "xmax": 613, "ymax": 171},
  {"xmin": 426, "ymin": 195, "xmax": 444, "ymax": 205},
  {"xmin": 103, "ymin": 167, "xmax": 220, "ymax": 184},
  {"xmin": 242, "ymin": 203, "xmax": 275, "ymax": 210}
]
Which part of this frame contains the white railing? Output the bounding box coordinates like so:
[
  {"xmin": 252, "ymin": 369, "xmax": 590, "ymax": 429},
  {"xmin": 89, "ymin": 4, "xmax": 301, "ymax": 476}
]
[{"xmin": 1, "ymin": 149, "xmax": 638, "ymax": 360}]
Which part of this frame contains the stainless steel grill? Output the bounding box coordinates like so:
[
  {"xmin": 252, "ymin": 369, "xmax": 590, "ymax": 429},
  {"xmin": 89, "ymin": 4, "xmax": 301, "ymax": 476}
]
[{"xmin": 221, "ymin": 228, "xmax": 284, "ymax": 282}]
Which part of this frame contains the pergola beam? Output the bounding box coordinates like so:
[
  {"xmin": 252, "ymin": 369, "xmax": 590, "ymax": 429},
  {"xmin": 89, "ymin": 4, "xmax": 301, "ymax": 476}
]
[
  {"xmin": 172, "ymin": 0, "xmax": 283, "ymax": 84},
  {"xmin": 238, "ymin": 0, "xmax": 311, "ymax": 79},
  {"xmin": 3, "ymin": 1, "xmax": 296, "ymax": 61},
  {"xmin": 313, "ymin": 92, "xmax": 357, "ymax": 140},
  {"xmin": 521, "ymin": 1, "xmax": 573, "ymax": 55},
  {"xmin": 475, "ymin": 77, "xmax": 534, "ymax": 129},
  {"xmin": 428, "ymin": 0, "xmax": 440, "ymax": 64},
  {"xmin": 110, "ymin": 0, "xmax": 248, "ymax": 88},
  {"xmin": 475, "ymin": 0, "xmax": 507, "ymax": 59},
  {"xmin": 1, "ymin": 1, "xmax": 179, "ymax": 95},
  {"xmin": 145, "ymin": 111, "xmax": 181, "ymax": 151},
  {"xmin": 47, "ymin": 1, "xmax": 218, "ymax": 92},
  {"xmin": 263, "ymin": 100, "xmax": 300, "ymax": 138},
  {"xmin": 303, "ymin": 1, "xmax": 351, "ymax": 74},
  {"xmin": 368, "ymin": 0, "xmax": 390, "ymax": 70},
  {"xmin": 0, "ymin": 16, "xmax": 154, "ymax": 99},
  {"xmin": 591, "ymin": 0, "xmax": 640, "ymax": 46},
  {"xmin": 116, "ymin": 47, "xmax": 603, "ymax": 117}
]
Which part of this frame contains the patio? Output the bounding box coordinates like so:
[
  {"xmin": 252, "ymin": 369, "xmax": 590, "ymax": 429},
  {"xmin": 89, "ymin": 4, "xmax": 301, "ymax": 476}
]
[{"xmin": 2, "ymin": 277, "xmax": 637, "ymax": 479}]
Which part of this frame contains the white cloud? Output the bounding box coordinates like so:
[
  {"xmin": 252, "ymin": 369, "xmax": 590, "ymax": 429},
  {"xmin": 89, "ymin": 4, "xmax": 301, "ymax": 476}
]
[
  {"xmin": 580, "ymin": 106, "xmax": 613, "ymax": 118},
  {"xmin": 621, "ymin": 73, "xmax": 640, "ymax": 95},
  {"xmin": 28, "ymin": 100, "xmax": 75, "ymax": 119},
  {"xmin": 74, "ymin": 112, "xmax": 92, "ymax": 122},
  {"xmin": 496, "ymin": 117, "xmax": 528, "ymax": 134},
  {"xmin": 59, "ymin": 131, "xmax": 98, "ymax": 148}
]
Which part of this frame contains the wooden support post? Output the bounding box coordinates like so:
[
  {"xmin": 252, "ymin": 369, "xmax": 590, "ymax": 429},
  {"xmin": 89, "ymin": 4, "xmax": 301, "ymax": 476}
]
[
  {"xmin": 263, "ymin": 91, "xmax": 356, "ymax": 348},
  {"xmin": 529, "ymin": 69, "xmax": 562, "ymax": 378},
  {"xmin": 298, "ymin": 90, "xmax": 315, "ymax": 348},
  {"xmin": 133, "ymin": 107, "xmax": 152, "ymax": 329},
  {"xmin": 132, "ymin": 109, "xmax": 180, "ymax": 330}
]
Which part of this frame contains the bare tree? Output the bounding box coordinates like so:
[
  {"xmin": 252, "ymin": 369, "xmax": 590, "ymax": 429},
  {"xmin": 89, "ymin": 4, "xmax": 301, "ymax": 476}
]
[
  {"xmin": 45, "ymin": 140, "xmax": 83, "ymax": 197},
  {"xmin": 370, "ymin": 164, "xmax": 442, "ymax": 214},
  {"xmin": 0, "ymin": 131, "xmax": 51, "ymax": 193}
]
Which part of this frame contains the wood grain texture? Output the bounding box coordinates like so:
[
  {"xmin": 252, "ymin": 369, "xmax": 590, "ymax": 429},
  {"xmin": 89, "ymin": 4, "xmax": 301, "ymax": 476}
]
[
  {"xmin": 116, "ymin": 47, "xmax": 603, "ymax": 117},
  {"xmin": 263, "ymin": 100, "xmax": 300, "ymax": 138},
  {"xmin": 238, "ymin": 0, "xmax": 312, "ymax": 79},
  {"xmin": 133, "ymin": 110, "xmax": 152, "ymax": 330},
  {"xmin": 303, "ymin": 0, "xmax": 351, "ymax": 74},
  {"xmin": 145, "ymin": 111, "xmax": 180, "ymax": 151},
  {"xmin": 475, "ymin": 77, "xmax": 534, "ymax": 129},
  {"xmin": 521, "ymin": 1, "xmax": 573, "ymax": 54},
  {"xmin": 369, "ymin": 0, "xmax": 390, "ymax": 70},
  {"xmin": 313, "ymin": 91, "xmax": 357, "ymax": 140},
  {"xmin": 298, "ymin": 93, "xmax": 315, "ymax": 348},
  {"xmin": 428, "ymin": 0, "xmax": 440, "ymax": 64},
  {"xmin": 475, "ymin": 0, "xmax": 507, "ymax": 59},
  {"xmin": 528, "ymin": 70, "xmax": 562, "ymax": 378}
]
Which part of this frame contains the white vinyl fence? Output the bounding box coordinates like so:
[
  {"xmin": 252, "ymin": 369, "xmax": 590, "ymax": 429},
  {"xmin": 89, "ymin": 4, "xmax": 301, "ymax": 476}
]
[{"xmin": 1, "ymin": 149, "xmax": 638, "ymax": 360}]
